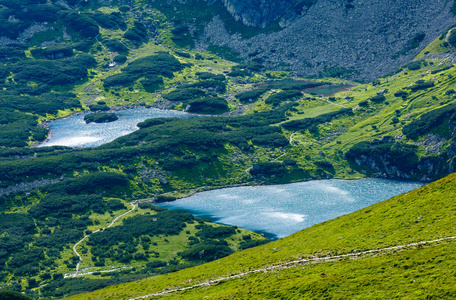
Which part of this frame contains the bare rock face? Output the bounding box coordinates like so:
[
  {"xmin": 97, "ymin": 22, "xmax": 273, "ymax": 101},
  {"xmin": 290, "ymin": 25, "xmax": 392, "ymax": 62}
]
[
  {"xmin": 220, "ymin": 0, "xmax": 295, "ymax": 28},
  {"xmin": 196, "ymin": 0, "xmax": 456, "ymax": 81}
]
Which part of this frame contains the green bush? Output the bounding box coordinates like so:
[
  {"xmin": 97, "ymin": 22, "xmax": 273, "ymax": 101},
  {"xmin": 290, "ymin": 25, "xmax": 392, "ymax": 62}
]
[
  {"xmin": 141, "ymin": 76, "xmax": 164, "ymax": 91},
  {"xmin": 405, "ymin": 61, "xmax": 422, "ymax": 70},
  {"xmin": 42, "ymin": 172, "xmax": 128, "ymax": 195},
  {"xmin": 402, "ymin": 103, "xmax": 456, "ymax": 139},
  {"xmin": 123, "ymin": 22, "xmax": 147, "ymax": 42},
  {"xmin": 104, "ymin": 39, "xmax": 129, "ymax": 52},
  {"xmin": 281, "ymin": 108, "xmax": 352, "ymax": 131},
  {"xmin": 91, "ymin": 11, "xmax": 126, "ymax": 30},
  {"xmin": 102, "ymin": 73, "xmax": 135, "ymax": 88},
  {"xmin": 175, "ymin": 51, "xmax": 191, "ymax": 58},
  {"xmin": 0, "ymin": 290, "xmax": 33, "ymax": 300},
  {"xmin": 60, "ymin": 11, "xmax": 99, "ymax": 37},
  {"xmin": 239, "ymin": 239, "xmax": 269, "ymax": 250},
  {"xmin": 103, "ymin": 52, "xmax": 185, "ymax": 88},
  {"xmin": 394, "ymin": 90, "xmax": 408, "ymax": 98},
  {"xmin": 265, "ymin": 90, "xmax": 302, "ymax": 106},
  {"xmin": 84, "ymin": 113, "xmax": 118, "ymax": 124},
  {"xmin": 407, "ymin": 80, "xmax": 434, "ymax": 92},
  {"xmin": 30, "ymin": 43, "xmax": 74, "ymax": 59},
  {"xmin": 267, "ymin": 80, "xmax": 328, "ymax": 91},
  {"xmin": 187, "ymin": 97, "xmax": 229, "ymax": 114},
  {"xmin": 88, "ymin": 104, "xmax": 110, "ymax": 111},
  {"xmin": 235, "ymin": 88, "xmax": 269, "ymax": 103},
  {"xmin": 448, "ymin": 30, "xmax": 456, "ymax": 47},
  {"xmin": 430, "ymin": 66, "xmax": 452, "ymax": 74},
  {"xmin": 370, "ymin": 95, "xmax": 386, "ymax": 103},
  {"xmin": 0, "ymin": 92, "xmax": 80, "ymax": 115},
  {"xmin": 163, "ymin": 88, "xmax": 206, "ymax": 102},
  {"xmin": 146, "ymin": 261, "xmax": 167, "ymax": 269},
  {"xmin": 9, "ymin": 54, "xmax": 95, "ymax": 88},
  {"xmin": 196, "ymin": 225, "xmax": 236, "ymax": 239},
  {"xmin": 0, "ymin": 46, "xmax": 26, "ymax": 61},
  {"xmin": 113, "ymin": 55, "xmax": 127, "ymax": 64},
  {"xmin": 179, "ymin": 244, "xmax": 233, "ymax": 262},
  {"xmin": 17, "ymin": 4, "xmax": 60, "ymax": 22},
  {"xmin": 0, "ymin": 108, "xmax": 49, "ymax": 147},
  {"xmin": 137, "ymin": 117, "xmax": 178, "ymax": 129},
  {"xmin": 119, "ymin": 5, "xmax": 130, "ymax": 12}
]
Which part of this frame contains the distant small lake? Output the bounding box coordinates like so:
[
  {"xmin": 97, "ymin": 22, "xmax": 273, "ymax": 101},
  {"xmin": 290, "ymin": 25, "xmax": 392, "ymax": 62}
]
[
  {"xmin": 39, "ymin": 107, "xmax": 196, "ymax": 148},
  {"xmin": 304, "ymin": 84, "xmax": 353, "ymax": 97},
  {"xmin": 158, "ymin": 179, "xmax": 423, "ymax": 240}
]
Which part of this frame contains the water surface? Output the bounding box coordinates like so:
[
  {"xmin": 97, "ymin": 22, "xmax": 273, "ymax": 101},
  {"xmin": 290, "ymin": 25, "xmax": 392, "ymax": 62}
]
[
  {"xmin": 39, "ymin": 107, "xmax": 195, "ymax": 148},
  {"xmin": 304, "ymin": 84, "xmax": 353, "ymax": 97},
  {"xmin": 158, "ymin": 179, "xmax": 423, "ymax": 240}
]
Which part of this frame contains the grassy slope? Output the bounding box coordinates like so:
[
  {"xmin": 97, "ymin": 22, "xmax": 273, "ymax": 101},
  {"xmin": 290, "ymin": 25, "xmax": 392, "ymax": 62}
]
[
  {"xmin": 60, "ymin": 202, "xmax": 265, "ymax": 277},
  {"xmin": 68, "ymin": 173, "xmax": 456, "ymax": 299},
  {"xmin": 4, "ymin": 3, "xmax": 456, "ymax": 295}
]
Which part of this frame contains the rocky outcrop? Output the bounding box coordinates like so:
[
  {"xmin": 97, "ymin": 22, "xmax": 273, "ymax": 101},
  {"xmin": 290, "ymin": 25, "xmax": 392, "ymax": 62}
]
[
  {"xmin": 0, "ymin": 178, "xmax": 63, "ymax": 196},
  {"xmin": 195, "ymin": 0, "xmax": 456, "ymax": 81},
  {"xmin": 347, "ymin": 138, "xmax": 456, "ymax": 181},
  {"xmin": 220, "ymin": 0, "xmax": 295, "ymax": 28}
]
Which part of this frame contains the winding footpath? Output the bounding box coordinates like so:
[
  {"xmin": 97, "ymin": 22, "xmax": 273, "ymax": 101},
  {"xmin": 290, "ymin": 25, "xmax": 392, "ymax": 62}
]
[
  {"xmin": 318, "ymin": 96, "xmax": 349, "ymax": 108},
  {"xmin": 240, "ymin": 131, "xmax": 297, "ymax": 179},
  {"xmin": 129, "ymin": 236, "xmax": 456, "ymax": 299},
  {"xmin": 67, "ymin": 201, "xmax": 138, "ymax": 278}
]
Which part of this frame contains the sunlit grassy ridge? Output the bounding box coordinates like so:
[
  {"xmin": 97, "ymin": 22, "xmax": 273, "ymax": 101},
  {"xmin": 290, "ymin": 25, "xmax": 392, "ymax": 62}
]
[{"xmin": 68, "ymin": 173, "xmax": 456, "ymax": 299}]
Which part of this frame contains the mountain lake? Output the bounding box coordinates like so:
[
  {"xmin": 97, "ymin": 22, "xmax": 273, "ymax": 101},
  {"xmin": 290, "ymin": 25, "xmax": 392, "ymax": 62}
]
[
  {"xmin": 38, "ymin": 107, "xmax": 196, "ymax": 148},
  {"xmin": 39, "ymin": 107, "xmax": 423, "ymax": 240},
  {"xmin": 158, "ymin": 179, "xmax": 423, "ymax": 240}
]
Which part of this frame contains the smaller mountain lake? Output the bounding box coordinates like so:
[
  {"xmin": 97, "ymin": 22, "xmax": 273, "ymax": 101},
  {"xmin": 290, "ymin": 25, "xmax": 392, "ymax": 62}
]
[
  {"xmin": 38, "ymin": 107, "xmax": 196, "ymax": 148},
  {"xmin": 157, "ymin": 179, "xmax": 423, "ymax": 240},
  {"xmin": 304, "ymin": 84, "xmax": 353, "ymax": 97}
]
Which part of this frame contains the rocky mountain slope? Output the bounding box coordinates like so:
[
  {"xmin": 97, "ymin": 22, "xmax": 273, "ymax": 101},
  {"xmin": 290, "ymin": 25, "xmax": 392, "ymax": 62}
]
[
  {"xmin": 0, "ymin": 0, "xmax": 454, "ymax": 81},
  {"xmin": 161, "ymin": 0, "xmax": 456, "ymax": 81}
]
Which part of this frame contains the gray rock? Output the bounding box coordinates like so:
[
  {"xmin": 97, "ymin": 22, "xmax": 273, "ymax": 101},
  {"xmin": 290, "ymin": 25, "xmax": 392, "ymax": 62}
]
[
  {"xmin": 377, "ymin": 89, "xmax": 388, "ymax": 95},
  {"xmin": 158, "ymin": 176, "xmax": 169, "ymax": 185},
  {"xmin": 195, "ymin": 0, "xmax": 456, "ymax": 82}
]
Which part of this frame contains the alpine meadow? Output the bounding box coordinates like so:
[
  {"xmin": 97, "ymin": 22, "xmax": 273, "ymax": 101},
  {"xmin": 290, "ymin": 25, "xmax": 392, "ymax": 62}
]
[{"xmin": 1, "ymin": 0, "xmax": 456, "ymax": 299}]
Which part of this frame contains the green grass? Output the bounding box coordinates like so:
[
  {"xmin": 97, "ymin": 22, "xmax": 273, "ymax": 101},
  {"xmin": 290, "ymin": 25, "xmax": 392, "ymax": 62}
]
[
  {"xmin": 67, "ymin": 173, "xmax": 456, "ymax": 299},
  {"xmin": 164, "ymin": 243, "xmax": 456, "ymax": 299},
  {"xmin": 5, "ymin": 18, "xmax": 456, "ymax": 297}
]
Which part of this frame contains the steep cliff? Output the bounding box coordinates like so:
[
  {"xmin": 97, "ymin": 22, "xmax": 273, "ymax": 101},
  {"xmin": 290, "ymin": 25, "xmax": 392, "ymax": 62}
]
[{"xmin": 220, "ymin": 0, "xmax": 315, "ymax": 28}]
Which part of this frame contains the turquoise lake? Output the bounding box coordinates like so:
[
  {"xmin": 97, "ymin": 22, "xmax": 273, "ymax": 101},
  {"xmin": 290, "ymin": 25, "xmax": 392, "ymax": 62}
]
[
  {"xmin": 38, "ymin": 107, "xmax": 195, "ymax": 148},
  {"xmin": 158, "ymin": 179, "xmax": 423, "ymax": 240},
  {"xmin": 38, "ymin": 107, "xmax": 424, "ymax": 241}
]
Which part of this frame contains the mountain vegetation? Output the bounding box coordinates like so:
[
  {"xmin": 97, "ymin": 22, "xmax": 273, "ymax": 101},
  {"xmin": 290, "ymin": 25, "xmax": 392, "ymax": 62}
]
[
  {"xmin": 67, "ymin": 172, "xmax": 456, "ymax": 299},
  {"xmin": 0, "ymin": 0, "xmax": 456, "ymax": 298}
]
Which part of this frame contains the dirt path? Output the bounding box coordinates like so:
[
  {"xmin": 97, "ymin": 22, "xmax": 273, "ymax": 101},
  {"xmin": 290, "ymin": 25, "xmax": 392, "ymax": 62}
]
[
  {"xmin": 240, "ymin": 131, "xmax": 296, "ymax": 180},
  {"xmin": 129, "ymin": 236, "xmax": 456, "ymax": 299},
  {"xmin": 318, "ymin": 96, "xmax": 348, "ymax": 108},
  {"xmin": 67, "ymin": 201, "xmax": 137, "ymax": 278}
]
